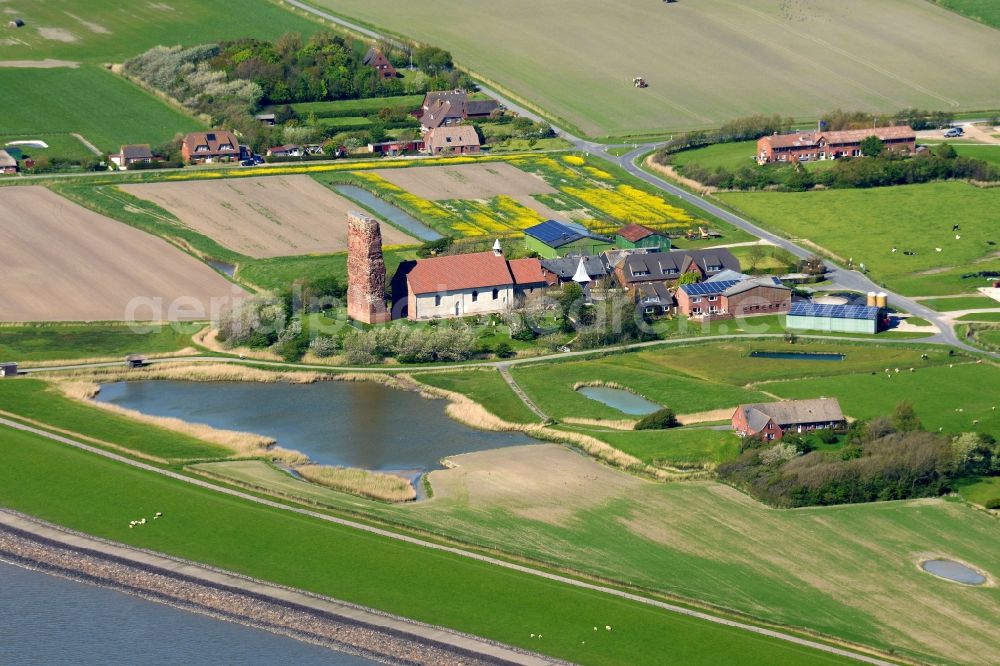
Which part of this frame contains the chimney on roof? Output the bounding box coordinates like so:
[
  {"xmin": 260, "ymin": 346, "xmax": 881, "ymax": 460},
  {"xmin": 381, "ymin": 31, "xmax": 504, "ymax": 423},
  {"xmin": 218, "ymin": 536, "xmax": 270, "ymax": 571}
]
[{"xmin": 493, "ymin": 238, "xmax": 503, "ymax": 257}]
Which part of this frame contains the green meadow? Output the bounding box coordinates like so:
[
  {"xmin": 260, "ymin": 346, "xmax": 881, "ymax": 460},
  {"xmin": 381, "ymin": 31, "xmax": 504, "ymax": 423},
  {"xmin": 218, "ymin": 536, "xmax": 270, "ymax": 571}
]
[
  {"xmin": 559, "ymin": 425, "xmax": 739, "ymax": 467},
  {"xmin": 718, "ymin": 182, "xmax": 1000, "ymax": 296},
  {"xmin": 931, "ymin": 0, "xmax": 1000, "ymax": 28},
  {"xmin": 0, "ymin": 0, "xmax": 327, "ymax": 62},
  {"xmin": 0, "ymin": 323, "xmax": 194, "ymax": 363},
  {"xmin": 920, "ymin": 296, "xmax": 999, "ymax": 312},
  {"xmin": 0, "ymin": 426, "xmax": 858, "ymax": 666},
  {"xmin": 0, "ymin": 67, "xmax": 204, "ymax": 153},
  {"xmin": 413, "ymin": 369, "xmax": 540, "ymax": 424}
]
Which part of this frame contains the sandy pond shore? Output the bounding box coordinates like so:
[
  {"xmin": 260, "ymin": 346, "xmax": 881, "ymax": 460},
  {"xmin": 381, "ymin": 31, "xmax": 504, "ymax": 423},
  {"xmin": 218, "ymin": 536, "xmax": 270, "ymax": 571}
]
[{"xmin": 0, "ymin": 510, "xmax": 561, "ymax": 666}]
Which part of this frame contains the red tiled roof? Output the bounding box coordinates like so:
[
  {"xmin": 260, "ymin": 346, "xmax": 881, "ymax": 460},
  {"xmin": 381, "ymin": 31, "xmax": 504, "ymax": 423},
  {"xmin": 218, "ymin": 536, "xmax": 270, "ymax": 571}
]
[
  {"xmin": 761, "ymin": 125, "xmax": 915, "ymax": 150},
  {"xmin": 616, "ymin": 223, "xmax": 656, "ymax": 242},
  {"xmin": 406, "ymin": 252, "xmax": 514, "ymax": 295},
  {"xmin": 508, "ymin": 258, "xmax": 545, "ymax": 285}
]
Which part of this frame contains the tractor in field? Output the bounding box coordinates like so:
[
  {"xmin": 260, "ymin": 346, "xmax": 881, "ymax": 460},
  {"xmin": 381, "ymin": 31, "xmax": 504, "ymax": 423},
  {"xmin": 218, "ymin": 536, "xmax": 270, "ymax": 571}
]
[{"xmin": 633, "ymin": 76, "xmax": 648, "ymax": 88}]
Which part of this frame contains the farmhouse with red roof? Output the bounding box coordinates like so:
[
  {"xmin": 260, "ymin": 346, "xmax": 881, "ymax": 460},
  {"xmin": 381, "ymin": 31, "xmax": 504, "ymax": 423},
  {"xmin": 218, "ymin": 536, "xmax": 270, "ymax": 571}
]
[{"xmin": 756, "ymin": 126, "xmax": 915, "ymax": 164}]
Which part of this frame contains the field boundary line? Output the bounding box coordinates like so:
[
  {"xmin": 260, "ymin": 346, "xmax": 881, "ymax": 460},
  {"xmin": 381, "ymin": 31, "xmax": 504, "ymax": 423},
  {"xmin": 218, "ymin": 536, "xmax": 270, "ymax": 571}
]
[{"xmin": 0, "ymin": 416, "xmax": 902, "ymax": 665}]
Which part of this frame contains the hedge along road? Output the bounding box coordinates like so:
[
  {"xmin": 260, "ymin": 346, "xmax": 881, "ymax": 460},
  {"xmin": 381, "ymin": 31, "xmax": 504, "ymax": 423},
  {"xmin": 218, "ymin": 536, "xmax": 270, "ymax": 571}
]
[{"xmin": 0, "ymin": 417, "xmax": 894, "ymax": 665}]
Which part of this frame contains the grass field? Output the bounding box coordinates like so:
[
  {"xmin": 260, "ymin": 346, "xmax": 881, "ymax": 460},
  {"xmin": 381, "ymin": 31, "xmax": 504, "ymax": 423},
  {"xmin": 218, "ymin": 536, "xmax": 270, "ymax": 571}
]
[
  {"xmin": 0, "ymin": 426, "xmax": 859, "ymax": 666},
  {"xmin": 955, "ymin": 476, "xmax": 1000, "ymax": 507},
  {"xmin": 920, "ymin": 296, "xmax": 1000, "ymax": 312},
  {"xmin": 560, "ymin": 425, "xmax": 740, "ymax": 466},
  {"xmin": 0, "ymin": 66, "xmax": 204, "ymax": 153},
  {"xmin": 952, "ymin": 143, "xmax": 1000, "ymax": 166},
  {"xmin": 931, "ymin": 0, "xmax": 1000, "ymax": 28},
  {"xmin": 670, "ymin": 141, "xmax": 759, "ymax": 171},
  {"xmin": 286, "ymin": 95, "xmax": 425, "ymax": 118},
  {"xmin": 0, "ymin": 133, "xmax": 97, "ymax": 162},
  {"xmin": 956, "ymin": 312, "xmax": 1000, "ymax": 322},
  {"xmin": 0, "ymin": 379, "xmax": 230, "ymax": 460},
  {"xmin": 413, "ymin": 370, "xmax": 540, "ymax": 424},
  {"xmin": 0, "ymin": 324, "xmax": 194, "ymax": 363},
  {"xmin": 312, "ymin": 0, "xmax": 1000, "ymax": 139},
  {"xmin": 718, "ymin": 182, "xmax": 1000, "ymax": 296},
  {"xmin": 764, "ymin": 363, "xmax": 1000, "ymax": 436},
  {"xmin": 0, "ymin": 0, "xmax": 328, "ymax": 62}
]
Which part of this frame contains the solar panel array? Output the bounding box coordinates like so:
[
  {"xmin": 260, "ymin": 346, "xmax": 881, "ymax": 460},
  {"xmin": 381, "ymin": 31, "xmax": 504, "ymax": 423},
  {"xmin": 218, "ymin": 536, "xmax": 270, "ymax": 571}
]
[
  {"xmin": 680, "ymin": 280, "xmax": 741, "ymax": 296},
  {"xmin": 789, "ymin": 302, "xmax": 879, "ymax": 320},
  {"xmin": 524, "ymin": 220, "xmax": 584, "ymax": 246}
]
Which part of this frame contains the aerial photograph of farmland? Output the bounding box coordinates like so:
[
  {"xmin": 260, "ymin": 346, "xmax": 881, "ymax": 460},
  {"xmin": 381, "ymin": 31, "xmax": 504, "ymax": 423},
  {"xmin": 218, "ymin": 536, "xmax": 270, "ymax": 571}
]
[{"xmin": 0, "ymin": 1, "xmax": 998, "ymax": 665}]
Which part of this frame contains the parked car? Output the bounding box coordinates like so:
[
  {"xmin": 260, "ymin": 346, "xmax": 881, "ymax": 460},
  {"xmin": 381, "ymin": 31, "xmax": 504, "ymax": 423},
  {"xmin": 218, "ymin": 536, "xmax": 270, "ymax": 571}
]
[
  {"xmin": 239, "ymin": 159, "xmax": 255, "ymax": 166},
  {"xmin": 943, "ymin": 127, "xmax": 963, "ymax": 137},
  {"xmin": 252, "ymin": 155, "xmax": 265, "ymax": 165}
]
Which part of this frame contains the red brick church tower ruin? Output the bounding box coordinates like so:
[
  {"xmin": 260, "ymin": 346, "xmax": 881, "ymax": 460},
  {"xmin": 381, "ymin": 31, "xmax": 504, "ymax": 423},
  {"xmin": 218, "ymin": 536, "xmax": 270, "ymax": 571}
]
[{"xmin": 347, "ymin": 211, "xmax": 391, "ymax": 324}]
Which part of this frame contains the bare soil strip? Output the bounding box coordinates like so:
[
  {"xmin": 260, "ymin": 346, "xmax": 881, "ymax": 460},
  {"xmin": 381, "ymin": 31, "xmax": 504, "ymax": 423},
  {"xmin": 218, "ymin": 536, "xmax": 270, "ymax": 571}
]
[
  {"xmin": 374, "ymin": 163, "xmax": 554, "ymax": 201},
  {"xmin": 0, "ymin": 59, "xmax": 79, "ymax": 68},
  {"xmin": 0, "ymin": 187, "xmax": 245, "ymax": 322},
  {"xmin": 123, "ymin": 176, "xmax": 416, "ymax": 259},
  {"xmin": 0, "ymin": 511, "xmax": 555, "ymax": 666}
]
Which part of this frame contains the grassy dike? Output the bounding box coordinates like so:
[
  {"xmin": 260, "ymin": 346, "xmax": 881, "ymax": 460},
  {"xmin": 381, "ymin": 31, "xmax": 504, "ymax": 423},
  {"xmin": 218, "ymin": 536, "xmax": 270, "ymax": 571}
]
[{"xmin": 0, "ymin": 427, "xmax": 858, "ymax": 666}]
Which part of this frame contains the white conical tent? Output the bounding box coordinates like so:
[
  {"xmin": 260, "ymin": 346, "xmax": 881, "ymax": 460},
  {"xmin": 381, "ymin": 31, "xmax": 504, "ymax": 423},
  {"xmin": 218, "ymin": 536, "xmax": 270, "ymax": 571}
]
[
  {"xmin": 572, "ymin": 257, "xmax": 590, "ymax": 284},
  {"xmin": 493, "ymin": 238, "xmax": 502, "ymax": 255}
]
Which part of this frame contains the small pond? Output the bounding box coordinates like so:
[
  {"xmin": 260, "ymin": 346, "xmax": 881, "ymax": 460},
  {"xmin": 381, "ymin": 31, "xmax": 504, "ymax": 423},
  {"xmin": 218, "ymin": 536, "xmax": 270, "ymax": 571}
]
[
  {"xmin": 96, "ymin": 380, "xmax": 535, "ymax": 472},
  {"xmin": 334, "ymin": 185, "xmax": 441, "ymax": 241},
  {"xmin": 577, "ymin": 386, "xmax": 661, "ymax": 415},
  {"xmin": 207, "ymin": 259, "xmax": 236, "ymax": 277},
  {"xmin": 749, "ymin": 351, "xmax": 845, "ymax": 362},
  {"xmin": 921, "ymin": 559, "xmax": 987, "ymax": 586}
]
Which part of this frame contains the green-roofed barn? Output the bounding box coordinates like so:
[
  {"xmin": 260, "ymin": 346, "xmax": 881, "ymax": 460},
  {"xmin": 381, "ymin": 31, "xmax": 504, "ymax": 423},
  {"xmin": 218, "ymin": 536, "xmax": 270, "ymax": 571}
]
[{"xmin": 523, "ymin": 220, "xmax": 614, "ymax": 259}]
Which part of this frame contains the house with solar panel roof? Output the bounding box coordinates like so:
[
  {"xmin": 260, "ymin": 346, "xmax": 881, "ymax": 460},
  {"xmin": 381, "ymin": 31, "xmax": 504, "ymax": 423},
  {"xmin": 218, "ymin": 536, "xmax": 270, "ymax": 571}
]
[{"xmin": 676, "ymin": 276, "xmax": 791, "ymax": 319}]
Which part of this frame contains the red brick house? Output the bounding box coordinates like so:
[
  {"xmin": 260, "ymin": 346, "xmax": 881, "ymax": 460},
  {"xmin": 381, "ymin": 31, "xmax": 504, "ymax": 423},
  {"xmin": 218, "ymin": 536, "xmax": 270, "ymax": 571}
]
[
  {"xmin": 181, "ymin": 130, "xmax": 239, "ymax": 163},
  {"xmin": 756, "ymin": 126, "xmax": 916, "ymax": 164},
  {"xmin": 615, "ymin": 248, "xmax": 740, "ymax": 294},
  {"xmin": 363, "ymin": 48, "xmax": 397, "ymax": 80},
  {"xmin": 109, "ymin": 144, "xmax": 154, "ymax": 170},
  {"xmin": 675, "ymin": 277, "xmax": 791, "ymax": 318},
  {"xmin": 424, "ymin": 125, "xmax": 480, "ymax": 155},
  {"xmin": 733, "ymin": 398, "xmax": 846, "ymax": 441}
]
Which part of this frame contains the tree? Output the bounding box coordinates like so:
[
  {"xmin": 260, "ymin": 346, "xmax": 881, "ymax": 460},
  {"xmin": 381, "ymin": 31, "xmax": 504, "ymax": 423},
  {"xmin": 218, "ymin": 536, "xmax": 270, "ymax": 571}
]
[
  {"xmin": 413, "ymin": 46, "xmax": 452, "ymax": 75},
  {"xmin": 634, "ymin": 407, "xmax": 679, "ymax": 430},
  {"xmin": 678, "ymin": 271, "xmax": 701, "ymax": 285},
  {"xmin": 746, "ymin": 245, "xmax": 766, "ymax": 274},
  {"xmin": 936, "ymin": 143, "xmax": 957, "ymax": 159},
  {"xmin": 859, "ymin": 135, "xmax": 884, "ymax": 157},
  {"xmin": 892, "ymin": 401, "xmax": 922, "ymax": 432}
]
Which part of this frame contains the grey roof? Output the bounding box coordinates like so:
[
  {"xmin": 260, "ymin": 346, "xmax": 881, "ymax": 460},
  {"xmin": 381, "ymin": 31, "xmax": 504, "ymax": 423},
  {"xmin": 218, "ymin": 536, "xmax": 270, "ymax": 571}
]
[
  {"xmin": 722, "ymin": 277, "xmax": 787, "ymax": 297},
  {"xmin": 0, "ymin": 150, "xmax": 16, "ymax": 168},
  {"xmin": 635, "ymin": 281, "xmax": 673, "ymax": 304},
  {"xmin": 466, "ymin": 99, "xmax": 499, "ymax": 116},
  {"xmin": 705, "ymin": 269, "xmax": 750, "ymax": 283},
  {"xmin": 739, "ymin": 398, "xmax": 844, "ymax": 428},
  {"xmin": 621, "ymin": 248, "xmax": 739, "ymax": 284},
  {"xmin": 120, "ymin": 144, "xmax": 153, "ymax": 160},
  {"xmin": 541, "ymin": 255, "xmax": 609, "ymax": 279}
]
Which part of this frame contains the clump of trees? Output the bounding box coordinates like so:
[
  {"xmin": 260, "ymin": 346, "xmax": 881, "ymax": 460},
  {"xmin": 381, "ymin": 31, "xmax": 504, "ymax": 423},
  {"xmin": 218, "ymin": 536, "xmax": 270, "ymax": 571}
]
[
  {"xmin": 634, "ymin": 408, "xmax": 679, "ymax": 430},
  {"xmin": 341, "ymin": 324, "xmax": 476, "ymax": 364},
  {"xmin": 654, "ymin": 113, "xmax": 795, "ymax": 157},
  {"xmin": 820, "ymin": 107, "xmax": 954, "ymax": 131},
  {"xmin": 718, "ymin": 404, "xmax": 999, "ymax": 507}
]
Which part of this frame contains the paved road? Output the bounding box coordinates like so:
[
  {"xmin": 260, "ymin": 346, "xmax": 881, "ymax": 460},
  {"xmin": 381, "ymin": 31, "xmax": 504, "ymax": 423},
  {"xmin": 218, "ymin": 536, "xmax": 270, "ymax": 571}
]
[{"xmin": 0, "ymin": 416, "xmax": 898, "ymax": 666}]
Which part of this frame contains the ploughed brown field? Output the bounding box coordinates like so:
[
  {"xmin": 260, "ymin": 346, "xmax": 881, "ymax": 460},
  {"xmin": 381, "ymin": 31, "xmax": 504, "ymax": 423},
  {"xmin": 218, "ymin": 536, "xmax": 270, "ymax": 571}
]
[
  {"xmin": 122, "ymin": 175, "xmax": 417, "ymax": 258},
  {"xmin": 0, "ymin": 186, "xmax": 245, "ymax": 322}
]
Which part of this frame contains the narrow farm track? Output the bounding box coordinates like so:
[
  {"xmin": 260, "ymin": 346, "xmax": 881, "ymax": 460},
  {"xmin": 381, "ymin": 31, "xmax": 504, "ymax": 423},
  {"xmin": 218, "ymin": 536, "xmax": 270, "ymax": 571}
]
[
  {"xmin": 496, "ymin": 364, "xmax": 548, "ymax": 421},
  {"xmin": 0, "ymin": 416, "xmax": 899, "ymax": 666}
]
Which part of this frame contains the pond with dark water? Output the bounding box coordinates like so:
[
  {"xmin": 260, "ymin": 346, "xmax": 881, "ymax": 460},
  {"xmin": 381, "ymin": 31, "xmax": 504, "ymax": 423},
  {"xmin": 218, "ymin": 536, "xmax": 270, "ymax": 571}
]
[
  {"xmin": 576, "ymin": 386, "xmax": 661, "ymax": 415},
  {"xmin": 0, "ymin": 560, "xmax": 376, "ymax": 665},
  {"xmin": 96, "ymin": 380, "xmax": 535, "ymax": 472},
  {"xmin": 920, "ymin": 559, "xmax": 987, "ymax": 585},
  {"xmin": 749, "ymin": 351, "xmax": 845, "ymax": 361},
  {"xmin": 335, "ymin": 185, "xmax": 441, "ymax": 241}
]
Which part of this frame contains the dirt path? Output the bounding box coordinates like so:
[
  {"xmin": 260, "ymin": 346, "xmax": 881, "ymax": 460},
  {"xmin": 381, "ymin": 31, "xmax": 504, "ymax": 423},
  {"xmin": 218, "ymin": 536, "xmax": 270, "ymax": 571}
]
[
  {"xmin": 71, "ymin": 133, "xmax": 102, "ymax": 156},
  {"xmin": 0, "ymin": 417, "xmax": 899, "ymax": 666},
  {"xmin": 497, "ymin": 364, "xmax": 549, "ymax": 421},
  {"xmin": 0, "ymin": 59, "xmax": 80, "ymax": 68}
]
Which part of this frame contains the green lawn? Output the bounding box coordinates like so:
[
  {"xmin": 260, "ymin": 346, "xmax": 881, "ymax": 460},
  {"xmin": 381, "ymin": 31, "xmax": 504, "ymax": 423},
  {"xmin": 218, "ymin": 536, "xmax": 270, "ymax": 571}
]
[
  {"xmin": 562, "ymin": 426, "xmax": 740, "ymax": 466},
  {"xmin": 670, "ymin": 141, "xmax": 759, "ymax": 172},
  {"xmin": 955, "ymin": 312, "xmax": 1000, "ymax": 322},
  {"xmin": 0, "ymin": 133, "xmax": 97, "ymax": 162},
  {"xmin": 920, "ymin": 296, "xmax": 999, "ymax": 312},
  {"xmin": 0, "ymin": 426, "xmax": 857, "ymax": 666},
  {"xmin": 718, "ymin": 182, "xmax": 1000, "ymax": 296},
  {"xmin": 0, "ymin": 0, "xmax": 328, "ymax": 62},
  {"xmin": 311, "ymin": 0, "xmax": 1000, "ymax": 139},
  {"xmin": 931, "ymin": 0, "xmax": 1000, "ymax": 28},
  {"xmin": 955, "ymin": 476, "xmax": 1000, "ymax": 507},
  {"xmin": 0, "ymin": 324, "xmax": 194, "ymax": 363},
  {"xmin": 765, "ymin": 363, "xmax": 1000, "ymax": 437},
  {"xmin": 952, "ymin": 143, "xmax": 1000, "ymax": 166},
  {"xmin": 0, "ymin": 66, "xmax": 204, "ymax": 153},
  {"xmin": 288, "ymin": 95, "xmax": 424, "ymax": 118},
  {"xmin": 190, "ymin": 460, "xmax": 363, "ymax": 508},
  {"xmin": 413, "ymin": 370, "xmax": 540, "ymax": 424},
  {"xmin": 0, "ymin": 379, "xmax": 229, "ymax": 460},
  {"xmin": 726, "ymin": 245, "xmax": 798, "ymax": 275},
  {"xmin": 316, "ymin": 116, "xmax": 372, "ymax": 129}
]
